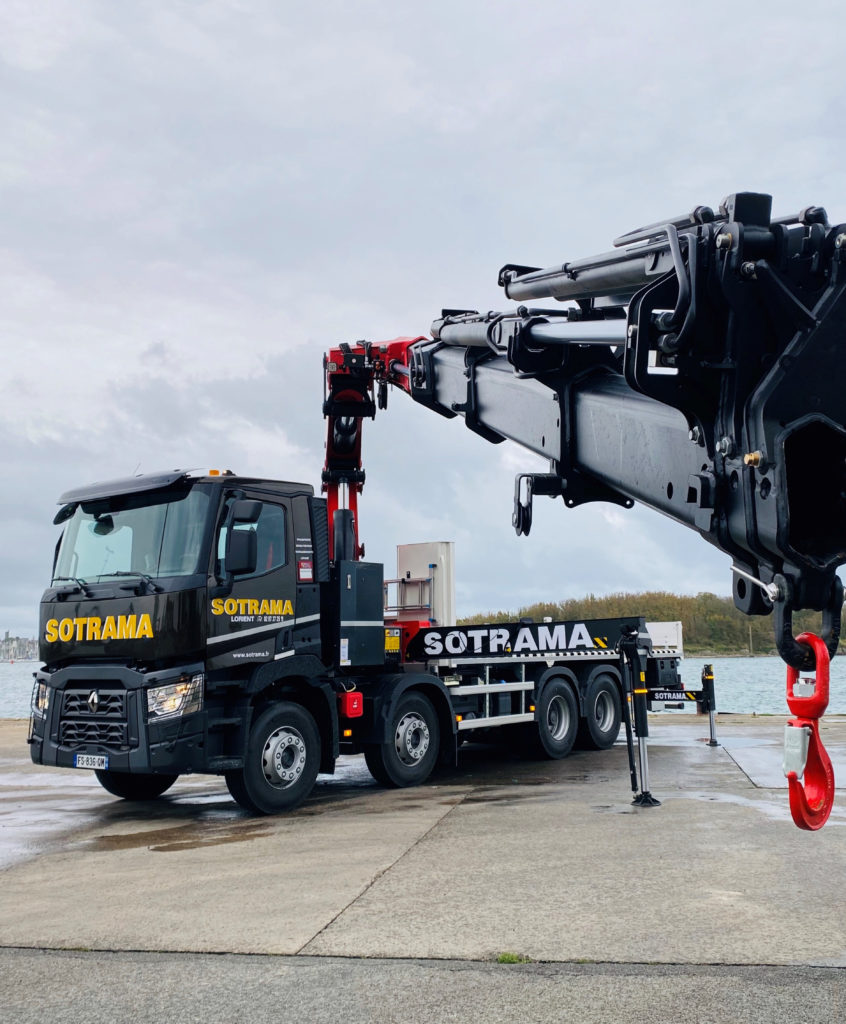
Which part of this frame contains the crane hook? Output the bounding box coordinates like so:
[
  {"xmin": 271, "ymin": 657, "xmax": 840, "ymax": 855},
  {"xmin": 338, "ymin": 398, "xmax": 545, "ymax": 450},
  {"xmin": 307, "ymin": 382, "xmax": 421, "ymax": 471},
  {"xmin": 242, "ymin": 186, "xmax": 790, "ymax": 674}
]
[{"xmin": 783, "ymin": 632, "xmax": 836, "ymax": 831}]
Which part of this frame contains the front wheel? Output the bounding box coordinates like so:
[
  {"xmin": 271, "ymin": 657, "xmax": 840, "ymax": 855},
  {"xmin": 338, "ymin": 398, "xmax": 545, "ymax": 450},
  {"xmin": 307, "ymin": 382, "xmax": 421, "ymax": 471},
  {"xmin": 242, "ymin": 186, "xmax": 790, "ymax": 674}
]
[
  {"xmin": 364, "ymin": 692, "xmax": 440, "ymax": 788},
  {"xmin": 94, "ymin": 770, "xmax": 178, "ymax": 801},
  {"xmin": 226, "ymin": 702, "xmax": 320, "ymax": 814}
]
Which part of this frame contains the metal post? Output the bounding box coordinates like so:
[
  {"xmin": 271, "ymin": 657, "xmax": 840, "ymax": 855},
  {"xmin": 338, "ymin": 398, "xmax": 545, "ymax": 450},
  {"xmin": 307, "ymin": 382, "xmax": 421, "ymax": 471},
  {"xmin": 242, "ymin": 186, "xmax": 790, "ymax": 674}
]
[
  {"xmin": 631, "ymin": 666, "xmax": 661, "ymax": 807},
  {"xmin": 619, "ymin": 651, "xmax": 639, "ymax": 799},
  {"xmin": 701, "ymin": 663, "xmax": 719, "ymax": 747},
  {"xmin": 619, "ymin": 627, "xmax": 660, "ymax": 807},
  {"xmin": 637, "ymin": 736, "xmax": 652, "ymax": 797}
]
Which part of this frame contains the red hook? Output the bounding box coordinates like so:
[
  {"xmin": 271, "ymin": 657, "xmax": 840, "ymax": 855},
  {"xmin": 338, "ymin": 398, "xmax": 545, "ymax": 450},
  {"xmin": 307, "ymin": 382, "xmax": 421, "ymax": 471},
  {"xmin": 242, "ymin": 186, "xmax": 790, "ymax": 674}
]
[{"xmin": 784, "ymin": 632, "xmax": 836, "ymax": 831}]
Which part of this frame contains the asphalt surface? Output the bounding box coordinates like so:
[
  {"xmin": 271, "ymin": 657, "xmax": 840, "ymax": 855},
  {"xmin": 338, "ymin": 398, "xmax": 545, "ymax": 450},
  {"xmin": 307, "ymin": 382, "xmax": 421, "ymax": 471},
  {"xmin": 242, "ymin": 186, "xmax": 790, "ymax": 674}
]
[{"xmin": 2, "ymin": 714, "xmax": 845, "ymax": 1022}]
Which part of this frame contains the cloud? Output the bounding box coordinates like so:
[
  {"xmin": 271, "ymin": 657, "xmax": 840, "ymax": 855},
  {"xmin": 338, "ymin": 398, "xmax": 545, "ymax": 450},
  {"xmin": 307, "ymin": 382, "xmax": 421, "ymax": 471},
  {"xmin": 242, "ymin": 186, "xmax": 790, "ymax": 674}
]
[{"xmin": 3, "ymin": 0, "xmax": 846, "ymax": 639}]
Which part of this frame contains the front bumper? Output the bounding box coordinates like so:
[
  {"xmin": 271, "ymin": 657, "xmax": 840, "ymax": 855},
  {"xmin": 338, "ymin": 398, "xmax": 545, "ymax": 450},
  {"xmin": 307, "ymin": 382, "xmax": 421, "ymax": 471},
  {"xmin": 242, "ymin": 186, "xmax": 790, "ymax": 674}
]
[{"xmin": 29, "ymin": 661, "xmax": 207, "ymax": 775}]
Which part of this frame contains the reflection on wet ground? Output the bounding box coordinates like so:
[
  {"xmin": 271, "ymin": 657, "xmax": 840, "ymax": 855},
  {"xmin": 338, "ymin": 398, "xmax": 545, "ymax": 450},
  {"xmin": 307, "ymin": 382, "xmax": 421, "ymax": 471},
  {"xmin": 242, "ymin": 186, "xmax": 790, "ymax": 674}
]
[
  {"xmin": 0, "ymin": 743, "xmax": 609, "ymax": 868},
  {"xmin": 79, "ymin": 818, "xmax": 276, "ymax": 853},
  {"xmin": 4, "ymin": 721, "xmax": 846, "ymax": 869}
]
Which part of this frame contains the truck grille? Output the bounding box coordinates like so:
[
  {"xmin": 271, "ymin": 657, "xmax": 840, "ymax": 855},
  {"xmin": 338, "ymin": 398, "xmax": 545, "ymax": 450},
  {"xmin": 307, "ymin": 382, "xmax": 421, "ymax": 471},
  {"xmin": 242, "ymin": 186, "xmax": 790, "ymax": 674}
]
[
  {"xmin": 60, "ymin": 720, "xmax": 128, "ymax": 745},
  {"xmin": 62, "ymin": 690, "xmax": 125, "ymax": 718},
  {"xmin": 59, "ymin": 688, "xmax": 130, "ymax": 748}
]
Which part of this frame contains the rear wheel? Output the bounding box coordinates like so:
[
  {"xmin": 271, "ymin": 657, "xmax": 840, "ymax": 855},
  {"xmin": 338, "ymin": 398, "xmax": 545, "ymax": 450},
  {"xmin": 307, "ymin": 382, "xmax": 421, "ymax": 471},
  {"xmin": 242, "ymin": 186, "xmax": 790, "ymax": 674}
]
[
  {"xmin": 526, "ymin": 679, "xmax": 578, "ymax": 759},
  {"xmin": 578, "ymin": 674, "xmax": 622, "ymax": 750},
  {"xmin": 94, "ymin": 771, "xmax": 178, "ymax": 801},
  {"xmin": 226, "ymin": 702, "xmax": 320, "ymax": 814},
  {"xmin": 364, "ymin": 692, "xmax": 440, "ymax": 787}
]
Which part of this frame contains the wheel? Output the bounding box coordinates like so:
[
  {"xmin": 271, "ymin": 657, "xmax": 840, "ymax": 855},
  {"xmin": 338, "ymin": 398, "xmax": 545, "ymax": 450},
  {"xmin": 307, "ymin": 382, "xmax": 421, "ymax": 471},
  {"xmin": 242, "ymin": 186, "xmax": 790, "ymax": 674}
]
[
  {"xmin": 94, "ymin": 770, "xmax": 178, "ymax": 800},
  {"xmin": 362, "ymin": 745, "xmax": 391, "ymax": 785},
  {"xmin": 578, "ymin": 674, "xmax": 622, "ymax": 750},
  {"xmin": 225, "ymin": 702, "xmax": 320, "ymax": 814},
  {"xmin": 527, "ymin": 678, "xmax": 578, "ymax": 759},
  {"xmin": 364, "ymin": 691, "xmax": 440, "ymax": 787}
]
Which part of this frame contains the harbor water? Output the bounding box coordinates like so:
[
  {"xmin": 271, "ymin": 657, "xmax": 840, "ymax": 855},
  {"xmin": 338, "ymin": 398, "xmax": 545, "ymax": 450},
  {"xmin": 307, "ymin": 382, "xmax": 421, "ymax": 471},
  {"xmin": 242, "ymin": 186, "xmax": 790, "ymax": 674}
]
[{"xmin": 3, "ymin": 655, "xmax": 846, "ymax": 720}]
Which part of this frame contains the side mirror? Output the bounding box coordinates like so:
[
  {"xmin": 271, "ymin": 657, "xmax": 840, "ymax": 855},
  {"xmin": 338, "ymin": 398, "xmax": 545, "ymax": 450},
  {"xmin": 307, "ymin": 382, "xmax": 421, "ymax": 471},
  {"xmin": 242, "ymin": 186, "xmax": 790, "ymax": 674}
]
[
  {"xmin": 231, "ymin": 499, "xmax": 262, "ymax": 524},
  {"xmin": 226, "ymin": 528, "xmax": 257, "ymax": 576}
]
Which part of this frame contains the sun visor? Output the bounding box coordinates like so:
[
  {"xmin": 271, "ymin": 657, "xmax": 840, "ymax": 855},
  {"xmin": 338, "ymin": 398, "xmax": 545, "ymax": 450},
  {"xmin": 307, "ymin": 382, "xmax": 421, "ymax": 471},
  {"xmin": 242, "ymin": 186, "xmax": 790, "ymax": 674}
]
[{"xmin": 57, "ymin": 470, "xmax": 191, "ymax": 505}]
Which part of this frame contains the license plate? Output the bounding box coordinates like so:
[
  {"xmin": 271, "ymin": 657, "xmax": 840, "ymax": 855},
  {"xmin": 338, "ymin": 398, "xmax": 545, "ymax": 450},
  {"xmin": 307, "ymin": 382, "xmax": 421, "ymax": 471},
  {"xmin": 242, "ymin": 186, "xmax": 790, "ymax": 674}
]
[{"xmin": 74, "ymin": 754, "xmax": 108, "ymax": 770}]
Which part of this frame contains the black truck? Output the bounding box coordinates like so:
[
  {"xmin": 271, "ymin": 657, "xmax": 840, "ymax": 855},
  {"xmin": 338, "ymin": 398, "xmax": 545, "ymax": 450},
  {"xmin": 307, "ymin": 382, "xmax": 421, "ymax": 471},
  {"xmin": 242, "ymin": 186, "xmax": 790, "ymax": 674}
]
[
  {"xmin": 30, "ymin": 192, "xmax": 846, "ymax": 824},
  {"xmin": 29, "ymin": 468, "xmax": 682, "ymax": 812}
]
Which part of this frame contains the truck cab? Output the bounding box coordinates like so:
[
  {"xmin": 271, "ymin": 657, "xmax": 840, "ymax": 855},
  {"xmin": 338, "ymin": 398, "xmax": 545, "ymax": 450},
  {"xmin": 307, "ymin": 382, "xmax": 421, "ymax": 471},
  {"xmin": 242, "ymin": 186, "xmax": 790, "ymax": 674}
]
[{"xmin": 30, "ymin": 469, "xmax": 340, "ymax": 811}]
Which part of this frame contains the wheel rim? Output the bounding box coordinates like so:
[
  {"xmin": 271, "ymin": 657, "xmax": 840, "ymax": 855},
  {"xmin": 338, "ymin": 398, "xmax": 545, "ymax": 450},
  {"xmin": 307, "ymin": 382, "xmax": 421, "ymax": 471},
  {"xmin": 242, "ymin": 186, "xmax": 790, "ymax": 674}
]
[
  {"xmin": 593, "ymin": 690, "xmax": 615, "ymax": 732},
  {"xmin": 261, "ymin": 726, "xmax": 307, "ymax": 790},
  {"xmin": 546, "ymin": 694, "xmax": 571, "ymax": 741},
  {"xmin": 394, "ymin": 711, "xmax": 430, "ymax": 766}
]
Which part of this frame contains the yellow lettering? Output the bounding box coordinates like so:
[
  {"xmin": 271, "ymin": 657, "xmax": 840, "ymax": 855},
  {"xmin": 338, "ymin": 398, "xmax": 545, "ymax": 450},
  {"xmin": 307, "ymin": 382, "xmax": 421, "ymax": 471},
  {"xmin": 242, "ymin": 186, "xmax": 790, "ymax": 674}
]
[
  {"xmin": 58, "ymin": 619, "xmax": 74, "ymax": 642},
  {"xmin": 86, "ymin": 618, "xmax": 102, "ymax": 641},
  {"xmin": 75, "ymin": 617, "xmax": 87, "ymax": 641},
  {"xmin": 213, "ymin": 596, "xmax": 293, "ymax": 618},
  {"xmin": 117, "ymin": 615, "xmax": 136, "ymax": 639},
  {"xmin": 46, "ymin": 619, "xmax": 59, "ymax": 643},
  {"xmin": 136, "ymin": 613, "xmax": 153, "ymax": 639},
  {"xmin": 101, "ymin": 617, "xmax": 117, "ymax": 641}
]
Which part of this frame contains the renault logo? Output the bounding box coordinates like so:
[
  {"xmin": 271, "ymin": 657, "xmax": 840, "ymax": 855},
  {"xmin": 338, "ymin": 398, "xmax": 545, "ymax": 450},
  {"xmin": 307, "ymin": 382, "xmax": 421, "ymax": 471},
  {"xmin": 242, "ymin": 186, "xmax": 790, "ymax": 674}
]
[{"xmin": 87, "ymin": 690, "xmax": 99, "ymax": 713}]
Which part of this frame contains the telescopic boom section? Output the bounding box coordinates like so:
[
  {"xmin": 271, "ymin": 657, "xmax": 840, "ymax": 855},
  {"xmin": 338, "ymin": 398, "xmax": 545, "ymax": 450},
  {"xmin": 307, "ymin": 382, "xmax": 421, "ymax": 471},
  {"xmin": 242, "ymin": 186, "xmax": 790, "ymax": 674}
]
[
  {"xmin": 322, "ymin": 339, "xmax": 419, "ymax": 561},
  {"xmin": 328, "ymin": 193, "xmax": 846, "ymax": 669}
]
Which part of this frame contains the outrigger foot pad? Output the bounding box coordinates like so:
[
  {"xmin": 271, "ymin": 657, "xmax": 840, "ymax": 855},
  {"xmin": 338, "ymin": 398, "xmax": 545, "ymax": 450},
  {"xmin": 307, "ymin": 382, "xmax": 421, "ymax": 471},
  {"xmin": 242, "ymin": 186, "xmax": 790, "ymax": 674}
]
[{"xmin": 632, "ymin": 792, "xmax": 661, "ymax": 807}]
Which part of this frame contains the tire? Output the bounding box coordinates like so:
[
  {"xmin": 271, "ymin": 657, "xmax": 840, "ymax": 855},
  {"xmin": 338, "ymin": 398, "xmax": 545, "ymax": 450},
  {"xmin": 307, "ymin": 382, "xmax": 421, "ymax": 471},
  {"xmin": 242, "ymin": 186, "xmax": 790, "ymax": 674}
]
[
  {"xmin": 527, "ymin": 678, "xmax": 578, "ymax": 759},
  {"xmin": 94, "ymin": 770, "xmax": 178, "ymax": 801},
  {"xmin": 225, "ymin": 702, "xmax": 320, "ymax": 814},
  {"xmin": 364, "ymin": 691, "xmax": 440, "ymax": 788},
  {"xmin": 362, "ymin": 745, "xmax": 392, "ymax": 786},
  {"xmin": 578, "ymin": 674, "xmax": 622, "ymax": 750}
]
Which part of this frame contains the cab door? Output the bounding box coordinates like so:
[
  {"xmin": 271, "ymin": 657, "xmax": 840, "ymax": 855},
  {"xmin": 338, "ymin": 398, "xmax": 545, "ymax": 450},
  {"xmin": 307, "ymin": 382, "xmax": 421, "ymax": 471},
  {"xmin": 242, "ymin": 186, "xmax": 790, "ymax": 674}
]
[{"xmin": 207, "ymin": 496, "xmax": 297, "ymax": 669}]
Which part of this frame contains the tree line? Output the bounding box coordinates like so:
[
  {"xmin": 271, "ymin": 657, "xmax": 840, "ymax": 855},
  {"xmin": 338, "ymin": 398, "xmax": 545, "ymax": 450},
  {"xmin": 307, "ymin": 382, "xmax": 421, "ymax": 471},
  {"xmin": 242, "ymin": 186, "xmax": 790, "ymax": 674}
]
[{"xmin": 459, "ymin": 591, "xmax": 842, "ymax": 655}]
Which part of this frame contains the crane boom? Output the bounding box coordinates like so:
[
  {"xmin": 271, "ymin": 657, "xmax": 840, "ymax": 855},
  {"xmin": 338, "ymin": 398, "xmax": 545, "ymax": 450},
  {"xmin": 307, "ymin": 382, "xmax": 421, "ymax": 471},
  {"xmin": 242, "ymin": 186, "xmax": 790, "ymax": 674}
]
[{"xmin": 324, "ymin": 192, "xmax": 846, "ymax": 669}]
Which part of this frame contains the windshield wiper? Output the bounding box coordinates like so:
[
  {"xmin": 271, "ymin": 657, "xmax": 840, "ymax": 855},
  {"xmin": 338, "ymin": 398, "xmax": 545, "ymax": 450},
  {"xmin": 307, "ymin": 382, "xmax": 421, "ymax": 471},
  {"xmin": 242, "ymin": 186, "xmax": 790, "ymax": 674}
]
[
  {"xmin": 100, "ymin": 571, "xmax": 163, "ymax": 594},
  {"xmin": 52, "ymin": 576, "xmax": 93, "ymax": 597}
]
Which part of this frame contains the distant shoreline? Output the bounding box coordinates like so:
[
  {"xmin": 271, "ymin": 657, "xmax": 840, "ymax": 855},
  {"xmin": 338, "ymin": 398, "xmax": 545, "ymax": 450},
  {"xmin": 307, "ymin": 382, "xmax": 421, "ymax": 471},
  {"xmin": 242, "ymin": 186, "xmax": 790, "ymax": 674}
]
[{"xmin": 685, "ymin": 651, "xmax": 777, "ymax": 658}]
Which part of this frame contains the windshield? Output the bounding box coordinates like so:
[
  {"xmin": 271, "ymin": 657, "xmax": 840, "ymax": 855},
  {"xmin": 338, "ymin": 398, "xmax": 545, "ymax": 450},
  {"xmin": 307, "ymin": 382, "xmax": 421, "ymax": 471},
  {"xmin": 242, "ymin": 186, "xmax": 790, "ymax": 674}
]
[{"xmin": 54, "ymin": 486, "xmax": 212, "ymax": 583}]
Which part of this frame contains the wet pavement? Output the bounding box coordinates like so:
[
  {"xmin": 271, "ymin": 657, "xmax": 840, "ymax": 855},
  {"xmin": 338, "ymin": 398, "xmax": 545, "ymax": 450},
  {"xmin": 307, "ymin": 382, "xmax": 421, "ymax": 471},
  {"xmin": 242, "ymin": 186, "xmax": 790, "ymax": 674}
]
[{"xmin": 2, "ymin": 714, "xmax": 845, "ymax": 1020}]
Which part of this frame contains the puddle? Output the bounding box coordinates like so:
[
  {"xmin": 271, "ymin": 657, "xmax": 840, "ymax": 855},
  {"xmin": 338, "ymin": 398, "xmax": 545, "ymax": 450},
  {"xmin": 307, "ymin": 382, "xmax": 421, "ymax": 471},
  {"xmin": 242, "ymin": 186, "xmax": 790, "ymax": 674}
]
[{"xmin": 77, "ymin": 818, "xmax": 274, "ymax": 853}]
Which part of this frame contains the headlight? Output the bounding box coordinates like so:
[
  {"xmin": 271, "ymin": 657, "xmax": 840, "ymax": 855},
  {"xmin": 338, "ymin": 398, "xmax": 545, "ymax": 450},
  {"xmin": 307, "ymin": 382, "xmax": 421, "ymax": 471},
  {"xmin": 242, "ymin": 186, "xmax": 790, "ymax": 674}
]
[
  {"xmin": 31, "ymin": 682, "xmax": 50, "ymax": 717},
  {"xmin": 147, "ymin": 674, "xmax": 204, "ymax": 720}
]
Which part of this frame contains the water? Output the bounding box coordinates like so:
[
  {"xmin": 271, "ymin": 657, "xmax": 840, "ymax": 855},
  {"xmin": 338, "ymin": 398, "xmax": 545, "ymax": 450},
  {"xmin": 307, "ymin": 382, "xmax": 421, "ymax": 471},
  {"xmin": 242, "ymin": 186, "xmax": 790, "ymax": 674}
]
[
  {"xmin": 1, "ymin": 662, "xmax": 39, "ymax": 719},
  {"xmin": 3, "ymin": 656, "xmax": 846, "ymax": 719},
  {"xmin": 675, "ymin": 656, "xmax": 846, "ymax": 715}
]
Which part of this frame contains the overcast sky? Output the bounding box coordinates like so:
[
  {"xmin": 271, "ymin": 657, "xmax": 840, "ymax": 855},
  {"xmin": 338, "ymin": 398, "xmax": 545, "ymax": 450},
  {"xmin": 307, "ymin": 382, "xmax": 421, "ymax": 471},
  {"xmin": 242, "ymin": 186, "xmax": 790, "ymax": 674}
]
[{"xmin": 2, "ymin": 0, "xmax": 845, "ymax": 637}]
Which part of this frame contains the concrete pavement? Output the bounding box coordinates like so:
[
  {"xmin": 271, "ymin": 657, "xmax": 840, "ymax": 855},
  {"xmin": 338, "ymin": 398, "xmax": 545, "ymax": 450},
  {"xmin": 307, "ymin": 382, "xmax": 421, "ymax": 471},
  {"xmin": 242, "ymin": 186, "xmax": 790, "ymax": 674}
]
[
  {"xmin": 1, "ymin": 715, "xmax": 845, "ymax": 1020},
  {"xmin": 2, "ymin": 949, "xmax": 845, "ymax": 1024}
]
